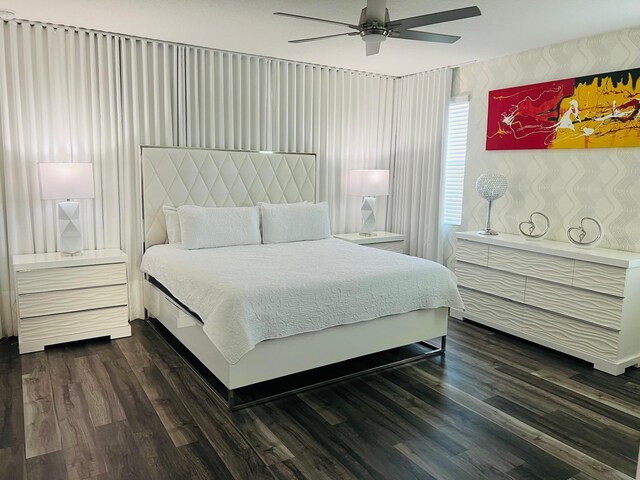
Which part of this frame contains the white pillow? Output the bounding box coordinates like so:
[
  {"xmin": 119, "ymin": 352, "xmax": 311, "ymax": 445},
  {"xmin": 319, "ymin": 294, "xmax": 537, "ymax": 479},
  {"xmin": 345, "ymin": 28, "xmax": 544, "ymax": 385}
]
[
  {"xmin": 163, "ymin": 206, "xmax": 181, "ymax": 244},
  {"xmin": 256, "ymin": 201, "xmax": 309, "ymax": 234},
  {"xmin": 261, "ymin": 202, "xmax": 331, "ymax": 244},
  {"xmin": 178, "ymin": 205, "xmax": 261, "ymax": 250}
]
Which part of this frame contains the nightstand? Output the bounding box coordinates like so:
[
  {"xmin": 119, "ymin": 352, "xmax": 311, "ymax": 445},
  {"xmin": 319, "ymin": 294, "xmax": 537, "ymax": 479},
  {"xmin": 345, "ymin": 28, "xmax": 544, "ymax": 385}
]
[
  {"xmin": 13, "ymin": 249, "xmax": 131, "ymax": 354},
  {"xmin": 334, "ymin": 231, "xmax": 405, "ymax": 254}
]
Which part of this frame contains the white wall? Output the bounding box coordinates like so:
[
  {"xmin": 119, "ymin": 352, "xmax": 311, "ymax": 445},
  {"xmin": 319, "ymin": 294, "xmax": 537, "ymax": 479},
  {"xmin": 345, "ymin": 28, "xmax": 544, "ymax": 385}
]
[{"xmin": 448, "ymin": 27, "xmax": 640, "ymax": 266}]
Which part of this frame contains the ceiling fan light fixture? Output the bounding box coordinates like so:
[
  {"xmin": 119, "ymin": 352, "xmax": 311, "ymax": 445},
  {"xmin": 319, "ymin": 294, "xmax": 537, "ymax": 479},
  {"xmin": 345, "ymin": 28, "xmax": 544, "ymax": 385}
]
[{"xmin": 361, "ymin": 30, "xmax": 388, "ymax": 43}]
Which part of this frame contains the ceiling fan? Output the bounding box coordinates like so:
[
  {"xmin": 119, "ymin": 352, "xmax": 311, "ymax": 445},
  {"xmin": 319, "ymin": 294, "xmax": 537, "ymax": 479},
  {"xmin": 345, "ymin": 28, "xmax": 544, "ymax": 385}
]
[{"xmin": 274, "ymin": 0, "xmax": 481, "ymax": 56}]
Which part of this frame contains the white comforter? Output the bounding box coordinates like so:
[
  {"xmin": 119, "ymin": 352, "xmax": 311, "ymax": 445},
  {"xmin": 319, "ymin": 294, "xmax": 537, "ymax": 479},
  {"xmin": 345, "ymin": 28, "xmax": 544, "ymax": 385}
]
[{"xmin": 141, "ymin": 238, "xmax": 463, "ymax": 364}]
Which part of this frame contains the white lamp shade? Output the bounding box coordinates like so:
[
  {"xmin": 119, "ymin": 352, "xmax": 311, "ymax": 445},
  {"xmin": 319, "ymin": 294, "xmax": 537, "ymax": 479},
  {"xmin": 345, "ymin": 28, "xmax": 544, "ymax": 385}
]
[
  {"xmin": 38, "ymin": 163, "xmax": 95, "ymax": 200},
  {"xmin": 348, "ymin": 169, "xmax": 389, "ymax": 197}
]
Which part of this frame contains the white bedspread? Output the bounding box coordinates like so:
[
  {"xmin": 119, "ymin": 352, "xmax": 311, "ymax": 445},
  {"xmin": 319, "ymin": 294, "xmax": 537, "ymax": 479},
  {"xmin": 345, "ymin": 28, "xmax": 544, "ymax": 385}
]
[{"xmin": 141, "ymin": 238, "xmax": 463, "ymax": 364}]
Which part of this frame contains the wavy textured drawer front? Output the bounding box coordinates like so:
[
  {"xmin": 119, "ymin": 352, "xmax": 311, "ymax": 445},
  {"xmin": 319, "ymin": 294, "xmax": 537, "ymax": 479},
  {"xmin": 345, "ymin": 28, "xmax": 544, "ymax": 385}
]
[
  {"xmin": 460, "ymin": 288, "xmax": 619, "ymax": 361},
  {"xmin": 572, "ymin": 261, "xmax": 627, "ymax": 297},
  {"xmin": 524, "ymin": 278, "xmax": 623, "ymax": 330},
  {"xmin": 455, "ymin": 262, "xmax": 525, "ymax": 303},
  {"xmin": 19, "ymin": 284, "xmax": 128, "ymax": 318},
  {"xmin": 20, "ymin": 306, "xmax": 129, "ymax": 342},
  {"xmin": 488, "ymin": 245, "xmax": 573, "ymax": 286},
  {"xmin": 456, "ymin": 240, "xmax": 489, "ymax": 266},
  {"xmin": 16, "ymin": 263, "xmax": 126, "ymax": 294},
  {"xmin": 367, "ymin": 241, "xmax": 404, "ymax": 254}
]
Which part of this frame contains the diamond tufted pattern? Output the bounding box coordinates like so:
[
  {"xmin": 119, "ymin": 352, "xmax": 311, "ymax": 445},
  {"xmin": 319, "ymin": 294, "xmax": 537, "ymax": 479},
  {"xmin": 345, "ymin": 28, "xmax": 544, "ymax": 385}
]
[{"xmin": 142, "ymin": 148, "xmax": 316, "ymax": 247}]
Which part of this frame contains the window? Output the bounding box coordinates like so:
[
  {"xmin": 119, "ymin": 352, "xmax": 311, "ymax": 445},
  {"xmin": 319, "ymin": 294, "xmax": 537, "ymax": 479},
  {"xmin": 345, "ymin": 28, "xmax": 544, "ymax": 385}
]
[{"xmin": 442, "ymin": 96, "xmax": 470, "ymax": 225}]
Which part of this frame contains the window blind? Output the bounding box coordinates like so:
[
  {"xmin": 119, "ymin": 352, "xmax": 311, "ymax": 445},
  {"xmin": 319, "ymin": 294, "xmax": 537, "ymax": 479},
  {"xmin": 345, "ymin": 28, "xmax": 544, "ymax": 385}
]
[{"xmin": 442, "ymin": 97, "xmax": 470, "ymax": 225}]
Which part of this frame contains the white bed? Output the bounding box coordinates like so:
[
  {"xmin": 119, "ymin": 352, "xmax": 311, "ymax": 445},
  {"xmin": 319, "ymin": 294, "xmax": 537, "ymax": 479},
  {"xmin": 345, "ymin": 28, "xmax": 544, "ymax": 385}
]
[
  {"xmin": 141, "ymin": 238, "xmax": 463, "ymax": 364},
  {"xmin": 140, "ymin": 146, "xmax": 462, "ymax": 410}
]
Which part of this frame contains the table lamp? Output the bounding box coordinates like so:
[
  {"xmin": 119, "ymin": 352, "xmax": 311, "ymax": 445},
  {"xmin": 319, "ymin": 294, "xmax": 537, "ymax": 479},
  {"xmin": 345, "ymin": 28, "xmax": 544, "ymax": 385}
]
[
  {"xmin": 348, "ymin": 169, "xmax": 389, "ymax": 236},
  {"xmin": 38, "ymin": 163, "xmax": 95, "ymax": 254},
  {"xmin": 475, "ymin": 173, "xmax": 508, "ymax": 236}
]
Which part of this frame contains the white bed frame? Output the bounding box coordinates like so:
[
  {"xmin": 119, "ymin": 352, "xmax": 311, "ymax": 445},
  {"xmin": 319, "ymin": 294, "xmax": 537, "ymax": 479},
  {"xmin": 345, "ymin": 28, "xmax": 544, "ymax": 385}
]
[{"xmin": 140, "ymin": 146, "xmax": 448, "ymax": 410}]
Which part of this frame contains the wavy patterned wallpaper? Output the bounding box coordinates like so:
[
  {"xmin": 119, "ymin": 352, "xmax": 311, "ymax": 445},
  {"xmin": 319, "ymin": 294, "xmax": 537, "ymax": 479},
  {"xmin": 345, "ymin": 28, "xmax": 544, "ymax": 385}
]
[{"xmin": 446, "ymin": 27, "xmax": 640, "ymax": 266}]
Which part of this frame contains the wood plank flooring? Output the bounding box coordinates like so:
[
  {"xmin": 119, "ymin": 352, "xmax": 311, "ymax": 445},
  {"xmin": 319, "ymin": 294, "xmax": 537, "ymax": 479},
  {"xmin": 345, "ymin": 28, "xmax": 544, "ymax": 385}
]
[{"xmin": 1, "ymin": 317, "xmax": 639, "ymax": 479}]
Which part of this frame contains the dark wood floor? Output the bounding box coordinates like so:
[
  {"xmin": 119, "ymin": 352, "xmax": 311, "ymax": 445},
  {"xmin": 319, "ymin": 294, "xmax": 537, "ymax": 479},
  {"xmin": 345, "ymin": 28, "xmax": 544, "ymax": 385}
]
[{"xmin": 1, "ymin": 318, "xmax": 639, "ymax": 480}]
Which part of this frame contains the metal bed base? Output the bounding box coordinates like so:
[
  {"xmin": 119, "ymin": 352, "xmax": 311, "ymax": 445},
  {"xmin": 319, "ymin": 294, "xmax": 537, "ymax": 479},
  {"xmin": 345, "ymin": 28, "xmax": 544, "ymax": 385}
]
[
  {"xmin": 223, "ymin": 336, "xmax": 447, "ymax": 412},
  {"xmin": 145, "ymin": 285, "xmax": 448, "ymax": 412}
]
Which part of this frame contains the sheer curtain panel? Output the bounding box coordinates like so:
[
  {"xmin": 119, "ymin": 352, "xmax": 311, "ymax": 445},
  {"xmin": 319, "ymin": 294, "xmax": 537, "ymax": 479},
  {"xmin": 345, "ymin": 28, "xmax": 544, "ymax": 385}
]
[
  {"xmin": 386, "ymin": 68, "xmax": 452, "ymax": 261},
  {"xmin": 118, "ymin": 38, "xmax": 179, "ymax": 319},
  {"xmin": 0, "ymin": 22, "xmax": 122, "ymax": 336},
  {"xmin": 269, "ymin": 62, "xmax": 395, "ymax": 233},
  {"xmin": 183, "ymin": 51, "xmax": 395, "ymax": 235}
]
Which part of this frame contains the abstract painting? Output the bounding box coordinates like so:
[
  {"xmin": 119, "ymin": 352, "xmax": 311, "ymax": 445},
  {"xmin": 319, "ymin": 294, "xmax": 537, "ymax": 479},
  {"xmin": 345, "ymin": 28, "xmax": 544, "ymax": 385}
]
[{"xmin": 486, "ymin": 68, "xmax": 640, "ymax": 150}]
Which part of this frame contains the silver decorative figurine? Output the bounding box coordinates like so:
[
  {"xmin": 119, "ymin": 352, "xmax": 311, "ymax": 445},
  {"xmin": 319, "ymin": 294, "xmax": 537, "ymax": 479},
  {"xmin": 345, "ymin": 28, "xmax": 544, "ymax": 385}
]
[
  {"xmin": 567, "ymin": 217, "xmax": 603, "ymax": 248},
  {"xmin": 518, "ymin": 212, "xmax": 550, "ymax": 240},
  {"xmin": 476, "ymin": 173, "xmax": 508, "ymax": 235}
]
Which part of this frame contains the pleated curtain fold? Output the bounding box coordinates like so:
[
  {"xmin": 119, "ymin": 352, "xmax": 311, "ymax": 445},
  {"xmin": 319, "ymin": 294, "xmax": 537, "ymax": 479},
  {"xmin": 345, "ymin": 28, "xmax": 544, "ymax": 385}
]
[
  {"xmin": 182, "ymin": 48, "xmax": 396, "ymax": 234},
  {"xmin": 386, "ymin": 68, "xmax": 452, "ymax": 261}
]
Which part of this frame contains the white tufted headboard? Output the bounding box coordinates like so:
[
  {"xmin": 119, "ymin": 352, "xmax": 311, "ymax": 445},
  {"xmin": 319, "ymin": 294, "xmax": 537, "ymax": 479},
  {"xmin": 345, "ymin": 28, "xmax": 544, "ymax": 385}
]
[{"xmin": 141, "ymin": 146, "xmax": 317, "ymax": 248}]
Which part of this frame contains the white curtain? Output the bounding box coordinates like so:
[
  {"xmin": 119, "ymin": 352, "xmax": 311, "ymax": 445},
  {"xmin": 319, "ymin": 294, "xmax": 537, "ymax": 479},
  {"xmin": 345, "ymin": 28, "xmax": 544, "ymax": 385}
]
[
  {"xmin": 387, "ymin": 68, "xmax": 452, "ymax": 261},
  {"xmin": 183, "ymin": 48, "xmax": 396, "ymax": 235},
  {"xmin": 0, "ymin": 24, "xmax": 179, "ymax": 335},
  {"xmin": 0, "ymin": 23, "xmax": 123, "ymax": 336},
  {"xmin": 0, "ymin": 22, "xmax": 398, "ymax": 336},
  {"xmin": 119, "ymin": 38, "xmax": 179, "ymax": 321}
]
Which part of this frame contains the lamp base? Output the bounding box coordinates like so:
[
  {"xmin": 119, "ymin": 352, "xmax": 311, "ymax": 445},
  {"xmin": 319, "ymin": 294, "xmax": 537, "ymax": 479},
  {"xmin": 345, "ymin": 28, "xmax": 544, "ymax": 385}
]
[
  {"xmin": 360, "ymin": 196, "xmax": 377, "ymax": 236},
  {"xmin": 477, "ymin": 229, "xmax": 499, "ymax": 236},
  {"xmin": 58, "ymin": 201, "xmax": 83, "ymax": 254}
]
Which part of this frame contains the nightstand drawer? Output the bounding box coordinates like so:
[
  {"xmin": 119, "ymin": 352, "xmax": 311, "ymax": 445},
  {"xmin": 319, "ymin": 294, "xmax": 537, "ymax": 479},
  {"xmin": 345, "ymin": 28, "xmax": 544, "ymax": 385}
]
[
  {"xmin": 19, "ymin": 306, "xmax": 129, "ymax": 342},
  {"xmin": 19, "ymin": 284, "xmax": 128, "ymax": 318},
  {"xmin": 16, "ymin": 263, "xmax": 126, "ymax": 294},
  {"xmin": 366, "ymin": 241, "xmax": 404, "ymax": 254}
]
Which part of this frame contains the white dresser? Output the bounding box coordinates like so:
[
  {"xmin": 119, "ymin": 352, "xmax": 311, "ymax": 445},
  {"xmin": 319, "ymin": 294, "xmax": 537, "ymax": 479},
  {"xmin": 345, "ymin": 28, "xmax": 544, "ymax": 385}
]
[
  {"xmin": 451, "ymin": 232, "xmax": 640, "ymax": 375},
  {"xmin": 334, "ymin": 231, "xmax": 405, "ymax": 253},
  {"xmin": 13, "ymin": 249, "xmax": 131, "ymax": 354}
]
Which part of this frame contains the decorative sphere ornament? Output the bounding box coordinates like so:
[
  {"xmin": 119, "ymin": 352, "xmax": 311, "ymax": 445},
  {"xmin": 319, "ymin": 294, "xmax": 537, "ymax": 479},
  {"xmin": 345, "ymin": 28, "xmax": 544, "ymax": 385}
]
[
  {"xmin": 476, "ymin": 173, "xmax": 508, "ymax": 235},
  {"xmin": 476, "ymin": 173, "xmax": 508, "ymax": 201}
]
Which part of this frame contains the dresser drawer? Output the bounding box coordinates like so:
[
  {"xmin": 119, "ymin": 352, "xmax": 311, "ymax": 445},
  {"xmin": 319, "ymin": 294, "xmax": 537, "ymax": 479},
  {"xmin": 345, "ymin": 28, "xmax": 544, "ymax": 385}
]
[
  {"xmin": 19, "ymin": 284, "xmax": 128, "ymax": 318},
  {"xmin": 19, "ymin": 306, "xmax": 129, "ymax": 343},
  {"xmin": 455, "ymin": 262, "xmax": 525, "ymax": 303},
  {"xmin": 460, "ymin": 288, "xmax": 619, "ymax": 361},
  {"xmin": 572, "ymin": 261, "xmax": 626, "ymax": 297},
  {"xmin": 367, "ymin": 241, "xmax": 404, "ymax": 254},
  {"xmin": 524, "ymin": 278, "xmax": 623, "ymax": 330},
  {"xmin": 488, "ymin": 245, "xmax": 573, "ymax": 286},
  {"xmin": 456, "ymin": 240, "xmax": 489, "ymax": 266},
  {"xmin": 16, "ymin": 263, "xmax": 126, "ymax": 294}
]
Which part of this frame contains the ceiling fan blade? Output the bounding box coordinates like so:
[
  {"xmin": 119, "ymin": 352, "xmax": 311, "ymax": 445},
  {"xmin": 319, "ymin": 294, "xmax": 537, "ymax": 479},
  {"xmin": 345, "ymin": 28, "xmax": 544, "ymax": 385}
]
[
  {"xmin": 388, "ymin": 6, "xmax": 481, "ymax": 31},
  {"xmin": 289, "ymin": 32, "xmax": 359, "ymax": 44},
  {"xmin": 390, "ymin": 30, "xmax": 460, "ymax": 44},
  {"xmin": 274, "ymin": 12, "xmax": 359, "ymax": 30},
  {"xmin": 365, "ymin": 0, "xmax": 387, "ymax": 23},
  {"xmin": 366, "ymin": 41, "xmax": 381, "ymax": 56}
]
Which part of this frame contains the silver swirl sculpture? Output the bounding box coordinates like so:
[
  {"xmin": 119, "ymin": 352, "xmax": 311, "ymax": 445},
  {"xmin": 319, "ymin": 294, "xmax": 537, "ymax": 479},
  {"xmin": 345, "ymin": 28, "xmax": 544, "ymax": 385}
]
[
  {"xmin": 518, "ymin": 212, "xmax": 550, "ymax": 240},
  {"xmin": 567, "ymin": 217, "xmax": 603, "ymax": 247}
]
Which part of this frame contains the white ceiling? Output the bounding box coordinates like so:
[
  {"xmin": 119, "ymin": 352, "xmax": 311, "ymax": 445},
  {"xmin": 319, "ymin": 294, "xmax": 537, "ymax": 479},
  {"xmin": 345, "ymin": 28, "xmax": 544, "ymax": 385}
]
[{"xmin": 4, "ymin": 0, "xmax": 640, "ymax": 76}]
